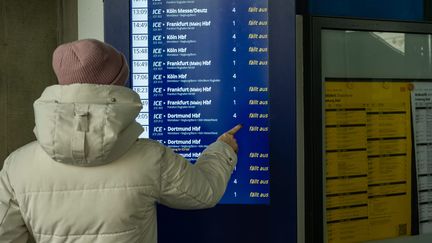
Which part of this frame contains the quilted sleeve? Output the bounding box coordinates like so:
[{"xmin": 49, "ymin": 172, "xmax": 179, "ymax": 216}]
[
  {"xmin": 0, "ymin": 155, "xmax": 29, "ymax": 243},
  {"xmin": 158, "ymin": 141, "xmax": 237, "ymax": 209}
]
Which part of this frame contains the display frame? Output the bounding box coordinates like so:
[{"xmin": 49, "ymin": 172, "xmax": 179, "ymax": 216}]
[
  {"xmin": 104, "ymin": 0, "xmax": 297, "ymax": 242},
  {"xmin": 303, "ymin": 16, "xmax": 432, "ymax": 243}
]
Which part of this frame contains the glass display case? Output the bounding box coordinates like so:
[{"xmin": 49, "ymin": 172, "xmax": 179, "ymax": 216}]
[{"xmin": 305, "ymin": 17, "xmax": 432, "ymax": 243}]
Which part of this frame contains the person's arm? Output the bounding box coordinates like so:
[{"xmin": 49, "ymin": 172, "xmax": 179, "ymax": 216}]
[
  {"xmin": 158, "ymin": 125, "xmax": 241, "ymax": 209},
  {"xmin": 0, "ymin": 155, "xmax": 29, "ymax": 243}
]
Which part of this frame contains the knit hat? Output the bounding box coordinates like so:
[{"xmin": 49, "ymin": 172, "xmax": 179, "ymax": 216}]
[{"xmin": 52, "ymin": 39, "xmax": 129, "ymax": 86}]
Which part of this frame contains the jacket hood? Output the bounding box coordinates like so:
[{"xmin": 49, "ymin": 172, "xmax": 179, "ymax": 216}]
[{"xmin": 33, "ymin": 84, "xmax": 143, "ymax": 167}]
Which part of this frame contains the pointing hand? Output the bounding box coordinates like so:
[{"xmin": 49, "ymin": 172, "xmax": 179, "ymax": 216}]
[{"xmin": 217, "ymin": 124, "xmax": 242, "ymax": 153}]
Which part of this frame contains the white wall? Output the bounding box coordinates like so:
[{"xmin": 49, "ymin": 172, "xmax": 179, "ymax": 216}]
[{"xmin": 77, "ymin": 0, "xmax": 104, "ymax": 41}]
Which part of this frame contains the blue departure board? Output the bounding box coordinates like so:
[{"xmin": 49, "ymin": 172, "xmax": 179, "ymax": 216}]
[{"xmin": 130, "ymin": 0, "xmax": 269, "ymax": 204}]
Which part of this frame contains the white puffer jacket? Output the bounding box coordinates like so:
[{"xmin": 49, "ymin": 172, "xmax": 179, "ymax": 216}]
[{"xmin": 0, "ymin": 84, "xmax": 237, "ymax": 243}]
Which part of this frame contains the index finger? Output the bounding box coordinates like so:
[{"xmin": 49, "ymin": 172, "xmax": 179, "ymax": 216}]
[{"xmin": 227, "ymin": 124, "xmax": 242, "ymax": 135}]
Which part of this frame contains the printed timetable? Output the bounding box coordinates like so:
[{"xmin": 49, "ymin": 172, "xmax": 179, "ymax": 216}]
[
  {"xmin": 130, "ymin": 0, "xmax": 270, "ymax": 204},
  {"xmin": 325, "ymin": 81, "xmax": 412, "ymax": 242},
  {"xmin": 411, "ymin": 83, "xmax": 432, "ymax": 234}
]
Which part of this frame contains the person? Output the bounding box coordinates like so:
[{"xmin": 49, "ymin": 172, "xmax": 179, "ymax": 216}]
[{"xmin": 0, "ymin": 39, "xmax": 241, "ymax": 243}]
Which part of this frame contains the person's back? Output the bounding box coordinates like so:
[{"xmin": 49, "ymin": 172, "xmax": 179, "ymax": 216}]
[{"xmin": 0, "ymin": 39, "xmax": 240, "ymax": 243}]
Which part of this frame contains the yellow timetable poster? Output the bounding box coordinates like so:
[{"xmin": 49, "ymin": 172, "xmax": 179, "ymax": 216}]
[{"xmin": 325, "ymin": 81, "xmax": 412, "ymax": 243}]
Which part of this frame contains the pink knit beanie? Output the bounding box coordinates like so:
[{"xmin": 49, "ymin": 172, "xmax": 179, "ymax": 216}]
[{"xmin": 52, "ymin": 39, "xmax": 129, "ymax": 86}]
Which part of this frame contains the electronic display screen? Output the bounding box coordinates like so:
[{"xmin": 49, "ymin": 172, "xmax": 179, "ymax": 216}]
[{"xmin": 130, "ymin": 0, "xmax": 269, "ymax": 204}]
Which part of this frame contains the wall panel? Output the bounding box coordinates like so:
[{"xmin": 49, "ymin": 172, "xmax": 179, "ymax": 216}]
[{"xmin": 0, "ymin": 0, "xmax": 58, "ymax": 166}]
